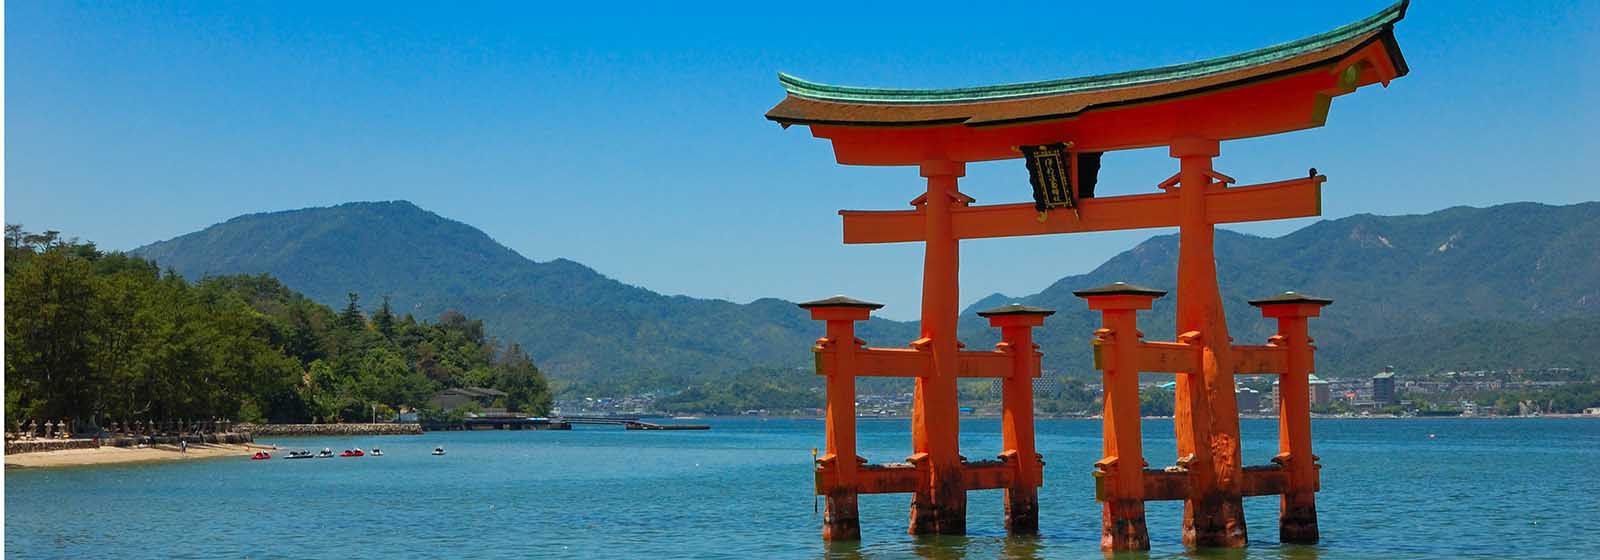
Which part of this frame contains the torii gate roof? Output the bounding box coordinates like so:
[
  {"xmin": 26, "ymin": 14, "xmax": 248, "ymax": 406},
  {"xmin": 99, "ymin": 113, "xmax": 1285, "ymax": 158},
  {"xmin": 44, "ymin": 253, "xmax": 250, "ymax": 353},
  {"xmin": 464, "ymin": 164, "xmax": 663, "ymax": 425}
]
[{"xmin": 767, "ymin": 1, "xmax": 1409, "ymax": 165}]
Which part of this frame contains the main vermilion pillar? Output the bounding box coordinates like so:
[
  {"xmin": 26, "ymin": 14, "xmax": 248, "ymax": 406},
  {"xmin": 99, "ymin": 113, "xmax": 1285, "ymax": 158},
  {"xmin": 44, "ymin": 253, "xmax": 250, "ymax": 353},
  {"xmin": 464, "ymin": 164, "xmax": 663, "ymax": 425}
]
[
  {"xmin": 909, "ymin": 160, "xmax": 967, "ymax": 535},
  {"xmin": 1170, "ymin": 138, "xmax": 1248, "ymax": 548}
]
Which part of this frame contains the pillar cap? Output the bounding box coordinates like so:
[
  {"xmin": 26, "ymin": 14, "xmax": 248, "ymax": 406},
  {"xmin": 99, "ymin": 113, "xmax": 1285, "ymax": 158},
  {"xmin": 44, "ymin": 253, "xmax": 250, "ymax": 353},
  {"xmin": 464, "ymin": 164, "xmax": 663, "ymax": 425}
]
[
  {"xmin": 797, "ymin": 295, "xmax": 884, "ymax": 310},
  {"xmin": 976, "ymin": 303, "xmax": 1055, "ymax": 318},
  {"xmin": 1072, "ymin": 282, "xmax": 1167, "ymax": 299},
  {"xmin": 1248, "ymin": 291, "xmax": 1333, "ymax": 307}
]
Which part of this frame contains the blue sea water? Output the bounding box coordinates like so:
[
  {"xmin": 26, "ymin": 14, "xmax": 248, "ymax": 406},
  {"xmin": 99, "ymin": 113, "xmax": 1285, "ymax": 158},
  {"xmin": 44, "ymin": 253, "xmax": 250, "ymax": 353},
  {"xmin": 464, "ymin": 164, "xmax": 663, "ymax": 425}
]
[{"xmin": 6, "ymin": 418, "xmax": 1599, "ymax": 559}]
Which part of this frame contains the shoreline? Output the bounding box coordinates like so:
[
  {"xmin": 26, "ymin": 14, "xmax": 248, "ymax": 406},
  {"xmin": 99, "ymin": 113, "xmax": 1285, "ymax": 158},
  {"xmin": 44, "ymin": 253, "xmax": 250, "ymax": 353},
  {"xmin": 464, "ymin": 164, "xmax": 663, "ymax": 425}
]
[{"xmin": 4, "ymin": 442, "xmax": 273, "ymax": 470}]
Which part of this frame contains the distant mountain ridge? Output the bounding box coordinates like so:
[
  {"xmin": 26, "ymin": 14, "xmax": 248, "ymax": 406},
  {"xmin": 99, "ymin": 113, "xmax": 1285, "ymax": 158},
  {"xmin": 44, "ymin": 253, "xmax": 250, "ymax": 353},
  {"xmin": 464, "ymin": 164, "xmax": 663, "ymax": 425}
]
[
  {"xmin": 133, "ymin": 201, "xmax": 920, "ymax": 381},
  {"xmin": 135, "ymin": 200, "xmax": 1600, "ymax": 382},
  {"xmin": 959, "ymin": 201, "xmax": 1600, "ymax": 376}
]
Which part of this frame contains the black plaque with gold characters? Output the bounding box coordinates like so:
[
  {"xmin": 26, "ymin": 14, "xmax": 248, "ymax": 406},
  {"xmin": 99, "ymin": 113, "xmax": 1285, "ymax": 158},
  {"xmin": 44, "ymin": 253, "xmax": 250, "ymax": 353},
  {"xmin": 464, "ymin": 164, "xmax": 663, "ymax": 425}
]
[{"xmin": 1020, "ymin": 143, "xmax": 1074, "ymax": 213}]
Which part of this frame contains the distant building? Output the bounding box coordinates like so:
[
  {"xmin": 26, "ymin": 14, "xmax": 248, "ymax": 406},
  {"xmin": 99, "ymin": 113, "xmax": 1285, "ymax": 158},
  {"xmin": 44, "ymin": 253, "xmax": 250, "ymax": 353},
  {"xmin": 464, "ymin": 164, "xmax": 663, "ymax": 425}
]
[
  {"xmin": 987, "ymin": 369, "xmax": 1068, "ymax": 399},
  {"xmin": 428, "ymin": 387, "xmax": 509, "ymax": 415},
  {"xmin": 1033, "ymin": 369, "xmax": 1065, "ymax": 398},
  {"xmin": 1272, "ymin": 375, "xmax": 1333, "ymax": 407},
  {"xmin": 1372, "ymin": 367, "xmax": 1398, "ymax": 404},
  {"xmin": 1309, "ymin": 375, "xmax": 1331, "ymax": 406},
  {"xmin": 1236, "ymin": 387, "xmax": 1262, "ymax": 413}
]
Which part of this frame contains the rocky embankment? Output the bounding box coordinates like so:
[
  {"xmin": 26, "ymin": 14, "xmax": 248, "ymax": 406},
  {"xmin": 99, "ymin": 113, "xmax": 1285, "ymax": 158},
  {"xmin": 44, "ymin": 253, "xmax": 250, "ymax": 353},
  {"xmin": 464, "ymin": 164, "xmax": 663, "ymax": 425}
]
[
  {"xmin": 236, "ymin": 423, "xmax": 423, "ymax": 436},
  {"xmin": 5, "ymin": 439, "xmax": 100, "ymax": 454}
]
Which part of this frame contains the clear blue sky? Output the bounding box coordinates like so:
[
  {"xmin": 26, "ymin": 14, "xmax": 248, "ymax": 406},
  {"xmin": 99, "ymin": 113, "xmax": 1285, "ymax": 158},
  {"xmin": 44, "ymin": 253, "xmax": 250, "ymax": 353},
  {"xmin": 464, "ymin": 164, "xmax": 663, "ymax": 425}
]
[{"xmin": 7, "ymin": 1, "xmax": 1597, "ymax": 319}]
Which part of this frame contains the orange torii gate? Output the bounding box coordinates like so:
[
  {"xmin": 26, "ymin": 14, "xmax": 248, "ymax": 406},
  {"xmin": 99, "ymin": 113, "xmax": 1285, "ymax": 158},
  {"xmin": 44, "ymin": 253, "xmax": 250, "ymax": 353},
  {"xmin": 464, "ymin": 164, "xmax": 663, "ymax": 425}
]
[{"xmin": 770, "ymin": 1, "xmax": 1409, "ymax": 550}]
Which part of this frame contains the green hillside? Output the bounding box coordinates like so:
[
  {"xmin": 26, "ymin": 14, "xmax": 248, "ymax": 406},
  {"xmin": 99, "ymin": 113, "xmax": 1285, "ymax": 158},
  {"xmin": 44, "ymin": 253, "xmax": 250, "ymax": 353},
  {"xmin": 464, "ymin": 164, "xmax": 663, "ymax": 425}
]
[
  {"xmin": 135, "ymin": 200, "xmax": 1600, "ymax": 384},
  {"xmin": 133, "ymin": 201, "xmax": 918, "ymax": 382},
  {"xmin": 961, "ymin": 202, "xmax": 1600, "ymax": 378}
]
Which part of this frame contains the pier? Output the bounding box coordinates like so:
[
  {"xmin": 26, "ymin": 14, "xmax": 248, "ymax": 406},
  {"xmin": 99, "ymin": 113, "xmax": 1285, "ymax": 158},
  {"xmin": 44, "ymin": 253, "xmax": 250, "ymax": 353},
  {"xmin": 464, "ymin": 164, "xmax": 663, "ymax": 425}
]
[
  {"xmin": 426, "ymin": 415, "xmax": 711, "ymax": 431},
  {"xmin": 559, "ymin": 416, "xmax": 711, "ymax": 430}
]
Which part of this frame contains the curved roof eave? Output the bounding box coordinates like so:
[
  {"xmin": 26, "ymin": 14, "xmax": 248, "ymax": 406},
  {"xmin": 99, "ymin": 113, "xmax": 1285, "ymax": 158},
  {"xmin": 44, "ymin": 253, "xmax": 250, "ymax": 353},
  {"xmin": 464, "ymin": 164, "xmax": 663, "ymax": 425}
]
[{"xmin": 773, "ymin": 0, "xmax": 1408, "ymax": 107}]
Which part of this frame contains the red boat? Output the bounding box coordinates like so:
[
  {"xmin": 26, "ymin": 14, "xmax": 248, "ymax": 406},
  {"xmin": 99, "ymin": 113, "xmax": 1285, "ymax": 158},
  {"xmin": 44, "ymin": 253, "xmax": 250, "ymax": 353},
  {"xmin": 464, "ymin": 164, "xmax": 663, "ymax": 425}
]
[
  {"xmin": 339, "ymin": 449, "xmax": 364, "ymax": 457},
  {"xmin": 251, "ymin": 451, "xmax": 271, "ymax": 460}
]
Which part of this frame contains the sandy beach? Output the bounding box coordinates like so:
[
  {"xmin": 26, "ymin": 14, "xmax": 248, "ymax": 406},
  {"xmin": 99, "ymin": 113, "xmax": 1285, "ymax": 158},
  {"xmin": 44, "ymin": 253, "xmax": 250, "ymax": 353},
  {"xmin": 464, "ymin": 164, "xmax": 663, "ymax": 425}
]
[{"xmin": 4, "ymin": 442, "xmax": 270, "ymax": 469}]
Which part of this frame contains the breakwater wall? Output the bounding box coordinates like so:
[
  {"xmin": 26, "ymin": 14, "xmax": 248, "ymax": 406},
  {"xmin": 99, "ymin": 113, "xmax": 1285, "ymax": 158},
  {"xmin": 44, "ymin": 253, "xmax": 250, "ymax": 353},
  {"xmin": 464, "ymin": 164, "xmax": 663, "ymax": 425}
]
[
  {"xmin": 236, "ymin": 423, "xmax": 424, "ymax": 436},
  {"xmin": 5, "ymin": 439, "xmax": 99, "ymax": 455},
  {"xmin": 107, "ymin": 433, "xmax": 255, "ymax": 447}
]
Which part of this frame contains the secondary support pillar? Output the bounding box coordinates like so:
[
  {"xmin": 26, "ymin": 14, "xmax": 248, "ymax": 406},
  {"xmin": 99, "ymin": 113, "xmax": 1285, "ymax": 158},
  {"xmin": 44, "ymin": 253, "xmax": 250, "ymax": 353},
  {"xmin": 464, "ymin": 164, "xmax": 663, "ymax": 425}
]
[
  {"xmin": 1170, "ymin": 138, "xmax": 1248, "ymax": 548},
  {"xmin": 800, "ymin": 295, "xmax": 884, "ymax": 541},
  {"xmin": 977, "ymin": 303, "xmax": 1055, "ymax": 535},
  {"xmin": 1076, "ymin": 283, "xmax": 1165, "ymax": 551},
  {"xmin": 910, "ymin": 159, "xmax": 967, "ymax": 535},
  {"xmin": 1251, "ymin": 292, "xmax": 1332, "ymax": 544}
]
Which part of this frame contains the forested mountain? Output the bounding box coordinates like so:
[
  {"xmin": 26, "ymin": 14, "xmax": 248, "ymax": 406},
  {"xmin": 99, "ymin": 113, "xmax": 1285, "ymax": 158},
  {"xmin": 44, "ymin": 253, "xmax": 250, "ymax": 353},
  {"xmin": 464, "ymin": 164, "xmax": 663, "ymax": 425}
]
[
  {"xmin": 5, "ymin": 228, "xmax": 551, "ymax": 426},
  {"xmin": 133, "ymin": 201, "xmax": 1600, "ymax": 384},
  {"xmin": 133, "ymin": 201, "xmax": 918, "ymax": 384},
  {"xmin": 961, "ymin": 202, "xmax": 1600, "ymax": 377}
]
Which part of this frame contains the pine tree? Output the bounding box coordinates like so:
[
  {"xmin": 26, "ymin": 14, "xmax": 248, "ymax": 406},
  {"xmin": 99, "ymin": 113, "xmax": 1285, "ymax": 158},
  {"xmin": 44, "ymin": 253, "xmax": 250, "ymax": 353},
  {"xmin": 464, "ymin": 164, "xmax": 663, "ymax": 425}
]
[
  {"xmin": 338, "ymin": 292, "xmax": 365, "ymax": 332},
  {"xmin": 373, "ymin": 295, "xmax": 397, "ymax": 340}
]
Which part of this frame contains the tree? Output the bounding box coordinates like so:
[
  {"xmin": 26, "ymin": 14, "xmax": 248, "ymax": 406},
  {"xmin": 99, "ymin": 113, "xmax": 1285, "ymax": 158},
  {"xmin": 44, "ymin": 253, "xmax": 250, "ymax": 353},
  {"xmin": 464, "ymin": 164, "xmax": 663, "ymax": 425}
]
[
  {"xmin": 494, "ymin": 343, "xmax": 552, "ymax": 415},
  {"xmin": 1140, "ymin": 387, "xmax": 1175, "ymax": 417},
  {"xmin": 373, "ymin": 295, "xmax": 397, "ymax": 340},
  {"xmin": 337, "ymin": 292, "xmax": 365, "ymax": 333},
  {"xmin": 5, "ymin": 248, "xmax": 102, "ymax": 423},
  {"xmin": 5, "ymin": 226, "xmax": 547, "ymax": 427}
]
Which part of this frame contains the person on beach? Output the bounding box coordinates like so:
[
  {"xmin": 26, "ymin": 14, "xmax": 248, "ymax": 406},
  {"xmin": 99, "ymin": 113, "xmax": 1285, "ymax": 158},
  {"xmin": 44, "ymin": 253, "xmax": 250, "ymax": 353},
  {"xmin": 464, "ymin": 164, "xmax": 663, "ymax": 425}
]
[{"xmin": 180, "ymin": 440, "xmax": 187, "ymax": 453}]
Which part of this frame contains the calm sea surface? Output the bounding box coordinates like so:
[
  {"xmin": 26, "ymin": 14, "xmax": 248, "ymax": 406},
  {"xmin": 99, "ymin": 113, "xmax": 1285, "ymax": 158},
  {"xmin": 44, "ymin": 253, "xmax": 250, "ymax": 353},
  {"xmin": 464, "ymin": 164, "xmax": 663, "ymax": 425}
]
[{"xmin": 6, "ymin": 418, "xmax": 1599, "ymax": 559}]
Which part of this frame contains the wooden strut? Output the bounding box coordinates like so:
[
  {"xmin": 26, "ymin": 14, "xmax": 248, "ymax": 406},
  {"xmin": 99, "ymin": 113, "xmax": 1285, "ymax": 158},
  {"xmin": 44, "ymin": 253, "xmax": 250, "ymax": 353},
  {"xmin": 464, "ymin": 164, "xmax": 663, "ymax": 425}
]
[{"xmin": 839, "ymin": 175, "xmax": 1323, "ymax": 245}]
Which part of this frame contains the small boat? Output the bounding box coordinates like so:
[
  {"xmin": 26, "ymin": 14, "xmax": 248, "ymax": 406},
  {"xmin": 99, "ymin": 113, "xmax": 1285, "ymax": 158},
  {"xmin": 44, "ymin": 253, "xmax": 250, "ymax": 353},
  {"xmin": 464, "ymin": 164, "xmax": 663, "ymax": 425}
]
[
  {"xmin": 339, "ymin": 449, "xmax": 365, "ymax": 457},
  {"xmin": 251, "ymin": 451, "xmax": 271, "ymax": 461},
  {"xmin": 431, "ymin": 447, "xmax": 446, "ymax": 456},
  {"xmin": 285, "ymin": 449, "xmax": 315, "ymax": 460},
  {"xmin": 370, "ymin": 448, "xmax": 383, "ymax": 456},
  {"xmin": 317, "ymin": 448, "xmax": 334, "ymax": 458}
]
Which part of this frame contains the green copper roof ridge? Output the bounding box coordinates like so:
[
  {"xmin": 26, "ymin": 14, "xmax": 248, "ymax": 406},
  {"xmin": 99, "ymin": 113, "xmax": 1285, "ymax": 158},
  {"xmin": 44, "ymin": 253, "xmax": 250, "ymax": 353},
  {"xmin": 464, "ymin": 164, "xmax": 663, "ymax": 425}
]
[{"xmin": 777, "ymin": 0, "xmax": 1407, "ymax": 105}]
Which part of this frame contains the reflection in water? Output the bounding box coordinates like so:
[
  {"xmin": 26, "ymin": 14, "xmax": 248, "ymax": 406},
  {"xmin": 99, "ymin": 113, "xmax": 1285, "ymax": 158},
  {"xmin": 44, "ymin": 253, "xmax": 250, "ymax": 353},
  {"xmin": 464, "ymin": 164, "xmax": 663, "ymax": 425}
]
[
  {"xmin": 1103, "ymin": 546, "xmax": 1155, "ymax": 560},
  {"xmin": 1000, "ymin": 535, "xmax": 1044, "ymax": 560},
  {"xmin": 1271, "ymin": 544, "xmax": 1322, "ymax": 560},
  {"xmin": 822, "ymin": 534, "xmax": 1324, "ymax": 560},
  {"xmin": 1178, "ymin": 546, "xmax": 1249, "ymax": 560},
  {"xmin": 910, "ymin": 534, "xmax": 970, "ymax": 560},
  {"xmin": 822, "ymin": 539, "xmax": 864, "ymax": 560}
]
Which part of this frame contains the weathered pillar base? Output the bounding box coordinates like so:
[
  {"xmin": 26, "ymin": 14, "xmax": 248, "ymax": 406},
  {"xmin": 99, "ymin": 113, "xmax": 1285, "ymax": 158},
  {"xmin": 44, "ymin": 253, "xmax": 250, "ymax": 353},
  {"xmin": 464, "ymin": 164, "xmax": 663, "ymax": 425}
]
[
  {"xmin": 1100, "ymin": 499, "xmax": 1152, "ymax": 550},
  {"xmin": 908, "ymin": 488, "xmax": 938, "ymax": 535},
  {"xmin": 1184, "ymin": 494, "xmax": 1249, "ymax": 548},
  {"xmin": 822, "ymin": 492, "xmax": 860, "ymax": 541},
  {"xmin": 907, "ymin": 483, "xmax": 967, "ymax": 534},
  {"xmin": 1280, "ymin": 492, "xmax": 1319, "ymax": 544},
  {"xmin": 935, "ymin": 475, "xmax": 968, "ymax": 535},
  {"xmin": 1100, "ymin": 499, "xmax": 1150, "ymax": 551},
  {"xmin": 1004, "ymin": 486, "xmax": 1039, "ymax": 534}
]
